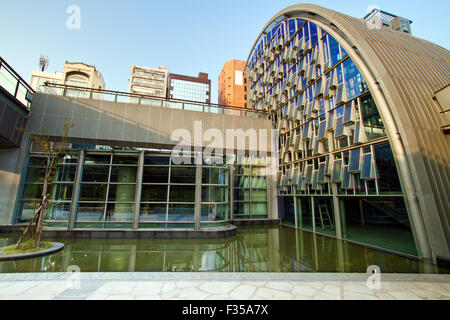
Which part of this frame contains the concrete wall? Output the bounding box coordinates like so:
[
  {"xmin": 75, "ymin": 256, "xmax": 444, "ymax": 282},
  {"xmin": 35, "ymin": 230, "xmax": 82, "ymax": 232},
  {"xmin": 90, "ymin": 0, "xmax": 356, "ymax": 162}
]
[
  {"xmin": 0, "ymin": 137, "xmax": 28, "ymax": 224},
  {"xmin": 27, "ymin": 93, "xmax": 273, "ymax": 154}
]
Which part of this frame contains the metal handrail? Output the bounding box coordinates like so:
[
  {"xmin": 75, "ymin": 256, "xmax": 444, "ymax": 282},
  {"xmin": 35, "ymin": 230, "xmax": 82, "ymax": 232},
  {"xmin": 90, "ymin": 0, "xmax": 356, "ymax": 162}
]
[
  {"xmin": 0, "ymin": 56, "xmax": 35, "ymax": 110},
  {"xmin": 40, "ymin": 82, "xmax": 268, "ymax": 118}
]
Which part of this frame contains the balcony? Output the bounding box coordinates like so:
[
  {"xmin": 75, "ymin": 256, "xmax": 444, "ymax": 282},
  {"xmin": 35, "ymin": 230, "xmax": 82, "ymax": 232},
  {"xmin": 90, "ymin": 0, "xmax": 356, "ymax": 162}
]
[{"xmin": 0, "ymin": 57, "xmax": 33, "ymax": 149}]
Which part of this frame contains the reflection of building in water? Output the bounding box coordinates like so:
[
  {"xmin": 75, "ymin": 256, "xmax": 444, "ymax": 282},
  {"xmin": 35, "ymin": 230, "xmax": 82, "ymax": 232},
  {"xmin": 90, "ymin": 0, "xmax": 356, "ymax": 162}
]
[{"xmin": 199, "ymin": 250, "xmax": 217, "ymax": 271}]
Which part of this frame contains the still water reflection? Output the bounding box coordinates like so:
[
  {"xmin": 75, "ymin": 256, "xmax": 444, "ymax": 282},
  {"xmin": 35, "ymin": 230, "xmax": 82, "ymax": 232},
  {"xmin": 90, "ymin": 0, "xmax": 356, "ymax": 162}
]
[{"xmin": 0, "ymin": 226, "xmax": 447, "ymax": 273}]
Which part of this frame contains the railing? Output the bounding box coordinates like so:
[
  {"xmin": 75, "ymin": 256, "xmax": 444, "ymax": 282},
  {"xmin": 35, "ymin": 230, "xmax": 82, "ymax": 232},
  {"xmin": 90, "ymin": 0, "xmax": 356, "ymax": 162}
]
[
  {"xmin": 39, "ymin": 82, "xmax": 269, "ymax": 119},
  {"xmin": 0, "ymin": 56, "xmax": 34, "ymax": 110}
]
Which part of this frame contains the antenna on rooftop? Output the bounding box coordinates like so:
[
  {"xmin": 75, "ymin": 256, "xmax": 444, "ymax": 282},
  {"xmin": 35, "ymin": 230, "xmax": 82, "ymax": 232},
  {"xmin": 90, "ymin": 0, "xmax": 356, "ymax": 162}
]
[{"xmin": 39, "ymin": 55, "xmax": 49, "ymax": 72}]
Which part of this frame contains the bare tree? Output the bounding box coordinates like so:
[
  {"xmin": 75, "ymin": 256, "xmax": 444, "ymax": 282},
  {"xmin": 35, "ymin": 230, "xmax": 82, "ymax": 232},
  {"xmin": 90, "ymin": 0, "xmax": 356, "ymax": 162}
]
[{"xmin": 15, "ymin": 121, "xmax": 73, "ymax": 249}]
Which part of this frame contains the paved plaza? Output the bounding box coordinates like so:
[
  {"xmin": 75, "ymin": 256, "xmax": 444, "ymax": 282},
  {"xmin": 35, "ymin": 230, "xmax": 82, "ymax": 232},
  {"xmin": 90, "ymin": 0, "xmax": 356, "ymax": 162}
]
[{"xmin": 0, "ymin": 273, "xmax": 448, "ymax": 300}]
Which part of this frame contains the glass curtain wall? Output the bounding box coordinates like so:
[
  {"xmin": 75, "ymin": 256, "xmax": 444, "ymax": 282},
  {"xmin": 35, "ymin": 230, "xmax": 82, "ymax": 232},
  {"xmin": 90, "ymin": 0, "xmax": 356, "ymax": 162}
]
[
  {"xmin": 247, "ymin": 17, "xmax": 417, "ymax": 255},
  {"xmin": 233, "ymin": 157, "xmax": 268, "ymax": 220},
  {"xmin": 18, "ymin": 148, "xmax": 270, "ymax": 229}
]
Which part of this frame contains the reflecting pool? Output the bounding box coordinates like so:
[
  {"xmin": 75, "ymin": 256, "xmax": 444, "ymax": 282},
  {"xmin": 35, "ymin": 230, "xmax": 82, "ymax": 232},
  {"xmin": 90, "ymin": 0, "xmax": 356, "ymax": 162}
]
[{"xmin": 0, "ymin": 226, "xmax": 447, "ymax": 273}]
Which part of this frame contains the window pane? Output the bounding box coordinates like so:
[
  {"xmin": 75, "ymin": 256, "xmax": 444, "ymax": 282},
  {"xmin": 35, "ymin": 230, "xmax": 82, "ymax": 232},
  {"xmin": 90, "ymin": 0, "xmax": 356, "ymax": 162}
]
[
  {"xmin": 79, "ymin": 184, "xmax": 107, "ymax": 201},
  {"xmin": 110, "ymin": 166, "xmax": 137, "ymax": 183},
  {"xmin": 141, "ymin": 185, "xmax": 167, "ymax": 202},
  {"xmin": 169, "ymin": 185, "xmax": 195, "ymax": 202},
  {"xmin": 108, "ymin": 184, "xmax": 136, "ymax": 202},
  {"xmin": 143, "ymin": 166, "xmax": 169, "ymax": 183},
  {"xmin": 170, "ymin": 167, "xmax": 196, "ymax": 184},
  {"xmin": 82, "ymin": 166, "xmax": 109, "ymax": 182},
  {"xmin": 140, "ymin": 203, "xmax": 167, "ymax": 221}
]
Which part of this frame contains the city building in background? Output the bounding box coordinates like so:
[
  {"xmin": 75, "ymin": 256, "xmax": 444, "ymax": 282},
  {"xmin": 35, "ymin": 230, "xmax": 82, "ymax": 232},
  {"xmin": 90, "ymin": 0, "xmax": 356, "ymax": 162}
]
[
  {"xmin": 363, "ymin": 8, "xmax": 413, "ymax": 34},
  {"xmin": 218, "ymin": 59, "xmax": 247, "ymax": 107},
  {"xmin": 30, "ymin": 61, "xmax": 105, "ymax": 91},
  {"xmin": 129, "ymin": 65, "xmax": 168, "ymax": 98},
  {"xmin": 167, "ymin": 72, "xmax": 211, "ymax": 103}
]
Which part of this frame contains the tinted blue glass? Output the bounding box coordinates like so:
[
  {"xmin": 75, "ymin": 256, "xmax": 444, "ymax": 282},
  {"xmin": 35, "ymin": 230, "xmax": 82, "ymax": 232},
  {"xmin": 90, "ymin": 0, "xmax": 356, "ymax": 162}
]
[
  {"xmin": 329, "ymin": 36, "xmax": 341, "ymax": 66},
  {"xmin": 305, "ymin": 165, "xmax": 313, "ymax": 184},
  {"xmin": 336, "ymin": 65, "xmax": 343, "ymax": 83},
  {"xmin": 310, "ymin": 23, "xmax": 318, "ymax": 46},
  {"xmin": 349, "ymin": 148, "xmax": 361, "ymax": 172},
  {"xmin": 297, "ymin": 18, "xmax": 305, "ymax": 28},
  {"xmin": 332, "ymin": 159, "xmax": 342, "ymax": 182},
  {"xmin": 361, "ymin": 153, "xmax": 373, "ymax": 179},
  {"xmin": 335, "ymin": 117, "xmax": 344, "ymax": 137},
  {"xmin": 318, "ymin": 121, "xmax": 326, "ymax": 140},
  {"xmin": 343, "ymin": 102, "xmax": 353, "ymax": 123},
  {"xmin": 341, "ymin": 46, "xmax": 348, "ymax": 57},
  {"xmin": 328, "ymin": 97, "xmax": 335, "ymax": 111},
  {"xmin": 304, "ymin": 22, "xmax": 310, "ymax": 43},
  {"xmin": 327, "ymin": 111, "xmax": 334, "ymax": 131},
  {"xmin": 323, "ymin": 36, "xmax": 329, "ymax": 62},
  {"xmin": 343, "ymin": 59, "xmax": 365, "ymax": 99},
  {"xmin": 289, "ymin": 19, "xmax": 296, "ymax": 38},
  {"xmin": 342, "ymin": 166, "xmax": 351, "ymax": 189},
  {"xmin": 318, "ymin": 163, "xmax": 326, "ymax": 183},
  {"xmin": 336, "ymin": 105, "xmax": 344, "ymax": 117}
]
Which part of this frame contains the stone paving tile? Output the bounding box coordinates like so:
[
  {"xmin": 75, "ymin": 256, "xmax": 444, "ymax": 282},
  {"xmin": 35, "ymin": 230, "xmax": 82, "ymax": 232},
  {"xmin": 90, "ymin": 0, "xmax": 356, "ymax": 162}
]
[
  {"xmin": 254, "ymin": 287, "xmax": 293, "ymax": 300},
  {"xmin": 178, "ymin": 287, "xmax": 210, "ymax": 300},
  {"xmin": 0, "ymin": 273, "xmax": 449, "ymax": 300},
  {"xmin": 229, "ymin": 284, "xmax": 258, "ymax": 299},
  {"xmin": 388, "ymin": 291, "xmax": 422, "ymax": 300},
  {"xmin": 131, "ymin": 281, "xmax": 165, "ymax": 296},
  {"xmin": 198, "ymin": 281, "xmax": 239, "ymax": 295},
  {"xmin": 91, "ymin": 281, "xmax": 138, "ymax": 295}
]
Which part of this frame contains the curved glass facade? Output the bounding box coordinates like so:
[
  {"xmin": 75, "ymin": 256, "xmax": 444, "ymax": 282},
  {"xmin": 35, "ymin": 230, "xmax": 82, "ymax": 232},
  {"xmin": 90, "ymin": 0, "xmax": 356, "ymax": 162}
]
[{"xmin": 246, "ymin": 17, "xmax": 417, "ymax": 255}]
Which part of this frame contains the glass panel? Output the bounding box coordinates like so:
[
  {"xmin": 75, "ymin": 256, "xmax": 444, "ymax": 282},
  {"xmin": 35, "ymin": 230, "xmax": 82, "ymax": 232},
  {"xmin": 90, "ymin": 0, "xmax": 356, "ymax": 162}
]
[
  {"xmin": 79, "ymin": 184, "xmax": 107, "ymax": 201},
  {"xmin": 349, "ymin": 148, "xmax": 361, "ymax": 172},
  {"xmin": 251, "ymin": 176, "xmax": 267, "ymax": 189},
  {"xmin": 297, "ymin": 197, "xmax": 313, "ymax": 230},
  {"xmin": 54, "ymin": 165, "xmax": 77, "ymax": 182},
  {"xmin": 110, "ymin": 166, "xmax": 137, "ymax": 183},
  {"xmin": 47, "ymin": 202, "xmax": 70, "ymax": 221},
  {"xmin": 202, "ymin": 167, "xmax": 227, "ymax": 185},
  {"xmin": 361, "ymin": 153, "xmax": 374, "ymax": 180},
  {"xmin": 76, "ymin": 203, "xmax": 105, "ymax": 221},
  {"xmin": 201, "ymin": 186, "xmax": 228, "ymax": 203},
  {"xmin": 84, "ymin": 154, "xmax": 111, "ymax": 165},
  {"xmin": 140, "ymin": 203, "xmax": 167, "ymax": 221},
  {"xmin": 82, "ymin": 166, "xmax": 109, "ymax": 182},
  {"xmin": 374, "ymin": 142, "xmax": 402, "ymax": 194},
  {"xmin": 331, "ymin": 160, "xmax": 342, "ymax": 182},
  {"xmin": 169, "ymin": 185, "xmax": 195, "ymax": 202},
  {"xmin": 144, "ymin": 155, "xmax": 170, "ymax": 165},
  {"xmin": 252, "ymin": 189, "xmax": 267, "ymax": 201},
  {"xmin": 105, "ymin": 203, "xmax": 134, "ymax": 221},
  {"xmin": 170, "ymin": 167, "xmax": 196, "ymax": 184},
  {"xmin": 51, "ymin": 184, "xmax": 73, "ymax": 201},
  {"xmin": 343, "ymin": 59, "xmax": 366, "ymax": 99},
  {"xmin": 314, "ymin": 197, "xmax": 336, "ymax": 236},
  {"xmin": 143, "ymin": 166, "xmax": 169, "ymax": 183},
  {"xmin": 25, "ymin": 167, "xmax": 46, "ymax": 183},
  {"xmin": 108, "ymin": 184, "xmax": 136, "ymax": 202},
  {"xmin": 168, "ymin": 204, "xmax": 195, "ymax": 222},
  {"xmin": 360, "ymin": 94, "xmax": 386, "ymax": 140},
  {"xmin": 112, "ymin": 155, "xmax": 138, "ymax": 165},
  {"xmin": 22, "ymin": 184, "xmax": 43, "ymax": 199},
  {"xmin": 251, "ymin": 203, "xmax": 267, "ymax": 216},
  {"xmin": 340, "ymin": 197, "xmax": 417, "ymax": 255},
  {"xmin": 341, "ymin": 166, "xmax": 352, "ymax": 189},
  {"xmin": 141, "ymin": 185, "xmax": 167, "ymax": 202},
  {"xmin": 234, "ymin": 188, "xmax": 250, "ymax": 201}
]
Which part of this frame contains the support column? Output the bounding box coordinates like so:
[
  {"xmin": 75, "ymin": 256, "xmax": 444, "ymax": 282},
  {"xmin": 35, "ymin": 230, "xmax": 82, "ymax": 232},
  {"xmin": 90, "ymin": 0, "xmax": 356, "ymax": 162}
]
[
  {"xmin": 311, "ymin": 197, "xmax": 316, "ymax": 233},
  {"xmin": 194, "ymin": 152, "xmax": 202, "ymax": 230},
  {"xmin": 229, "ymin": 164, "xmax": 234, "ymax": 221},
  {"xmin": 133, "ymin": 151, "xmax": 144, "ymax": 230},
  {"xmin": 331, "ymin": 183, "xmax": 342, "ymax": 239},
  {"xmin": 293, "ymin": 186, "xmax": 298, "ymax": 228},
  {"xmin": 68, "ymin": 149, "xmax": 84, "ymax": 230}
]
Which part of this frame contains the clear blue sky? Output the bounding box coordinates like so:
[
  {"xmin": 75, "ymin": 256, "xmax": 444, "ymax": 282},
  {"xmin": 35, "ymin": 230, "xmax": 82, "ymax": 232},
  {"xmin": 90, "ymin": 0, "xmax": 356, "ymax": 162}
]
[{"xmin": 1, "ymin": 0, "xmax": 449, "ymax": 103}]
